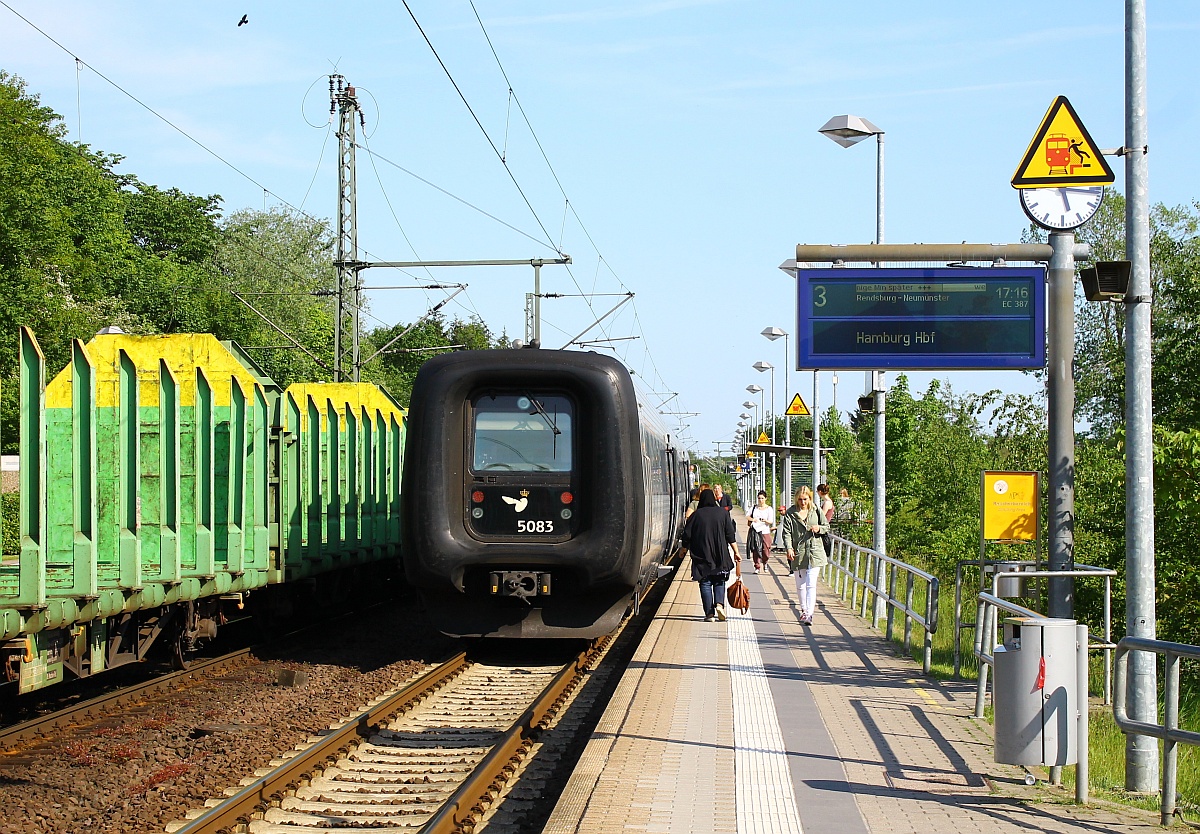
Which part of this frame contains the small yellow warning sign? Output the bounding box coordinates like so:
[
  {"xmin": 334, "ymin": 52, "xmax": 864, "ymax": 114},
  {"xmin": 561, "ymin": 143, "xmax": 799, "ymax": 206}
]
[
  {"xmin": 757, "ymin": 432, "xmax": 770, "ymax": 444},
  {"xmin": 1012, "ymin": 96, "xmax": 1115, "ymax": 188},
  {"xmin": 785, "ymin": 394, "xmax": 810, "ymax": 416}
]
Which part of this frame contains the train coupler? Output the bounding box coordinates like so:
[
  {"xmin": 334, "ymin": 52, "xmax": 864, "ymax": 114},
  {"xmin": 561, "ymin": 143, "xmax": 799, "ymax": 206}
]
[{"xmin": 490, "ymin": 571, "xmax": 552, "ymax": 602}]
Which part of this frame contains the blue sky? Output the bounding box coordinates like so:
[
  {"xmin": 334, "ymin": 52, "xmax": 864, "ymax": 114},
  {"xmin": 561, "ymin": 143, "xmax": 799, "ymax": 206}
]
[{"xmin": 3, "ymin": 1, "xmax": 1198, "ymax": 454}]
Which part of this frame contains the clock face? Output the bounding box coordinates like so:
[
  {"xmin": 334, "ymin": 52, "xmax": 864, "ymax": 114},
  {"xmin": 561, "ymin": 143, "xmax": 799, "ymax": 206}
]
[{"xmin": 1020, "ymin": 186, "xmax": 1104, "ymax": 230}]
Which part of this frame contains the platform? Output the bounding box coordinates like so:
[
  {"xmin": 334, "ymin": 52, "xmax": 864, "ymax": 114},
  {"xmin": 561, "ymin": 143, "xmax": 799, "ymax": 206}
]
[{"xmin": 545, "ymin": 508, "xmax": 1162, "ymax": 834}]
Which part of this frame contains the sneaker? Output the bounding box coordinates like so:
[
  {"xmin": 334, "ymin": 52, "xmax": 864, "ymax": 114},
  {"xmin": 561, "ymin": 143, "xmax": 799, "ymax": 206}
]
[
  {"xmin": 716, "ymin": 604, "xmax": 727, "ymax": 622},
  {"xmin": 704, "ymin": 615, "xmax": 716, "ymax": 622}
]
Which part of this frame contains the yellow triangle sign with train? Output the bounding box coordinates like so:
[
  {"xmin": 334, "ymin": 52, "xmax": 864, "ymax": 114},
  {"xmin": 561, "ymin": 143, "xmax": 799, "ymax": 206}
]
[
  {"xmin": 1012, "ymin": 95, "xmax": 1115, "ymax": 188},
  {"xmin": 785, "ymin": 393, "xmax": 810, "ymax": 416},
  {"xmin": 757, "ymin": 431, "xmax": 770, "ymax": 444}
]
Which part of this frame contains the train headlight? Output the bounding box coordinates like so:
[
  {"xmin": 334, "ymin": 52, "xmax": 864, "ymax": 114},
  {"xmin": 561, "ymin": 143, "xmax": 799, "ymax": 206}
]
[
  {"xmin": 560, "ymin": 508, "xmax": 572, "ymax": 520},
  {"xmin": 472, "ymin": 507, "xmax": 484, "ymax": 519}
]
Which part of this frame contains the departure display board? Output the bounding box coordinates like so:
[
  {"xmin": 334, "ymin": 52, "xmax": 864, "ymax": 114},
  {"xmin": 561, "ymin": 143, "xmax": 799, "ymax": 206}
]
[{"xmin": 796, "ymin": 267, "xmax": 1046, "ymax": 370}]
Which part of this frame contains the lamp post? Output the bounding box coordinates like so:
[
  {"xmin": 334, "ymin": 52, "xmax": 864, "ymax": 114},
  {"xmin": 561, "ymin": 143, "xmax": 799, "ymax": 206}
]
[
  {"xmin": 762, "ymin": 327, "xmax": 789, "ymax": 501},
  {"xmin": 742, "ymin": 399, "xmax": 758, "ymax": 495},
  {"xmin": 746, "ymin": 384, "xmax": 764, "ymax": 495},
  {"xmin": 819, "ymin": 113, "xmax": 887, "ymax": 579},
  {"xmin": 753, "ymin": 361, "xmax": 776, "ymax": 508}
]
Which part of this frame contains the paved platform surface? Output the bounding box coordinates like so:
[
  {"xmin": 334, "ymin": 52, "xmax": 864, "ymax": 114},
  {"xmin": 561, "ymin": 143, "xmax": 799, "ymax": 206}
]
[{"xmin": 544, "ymin": 508, "xmax": 1163, "ymax": 834}]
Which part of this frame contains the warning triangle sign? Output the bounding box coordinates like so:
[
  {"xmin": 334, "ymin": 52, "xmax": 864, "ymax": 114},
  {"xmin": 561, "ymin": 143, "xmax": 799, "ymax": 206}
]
[
  {"xmin": 757, "ymin": 432, "xmax": 770, "ymax": 444},
  {"xmin": 1012, "ymin": 96, "xmax": 1115, "ymax": 188},
  {"xmin": 785, "ymin": 394, "xmax": 810, "ymax": 416}
]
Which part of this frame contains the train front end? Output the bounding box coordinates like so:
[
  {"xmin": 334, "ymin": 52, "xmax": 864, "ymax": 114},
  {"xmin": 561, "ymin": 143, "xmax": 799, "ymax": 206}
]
[{"xmin": 401, "ymin": 349, "xmax": 650, "ymax": 638}]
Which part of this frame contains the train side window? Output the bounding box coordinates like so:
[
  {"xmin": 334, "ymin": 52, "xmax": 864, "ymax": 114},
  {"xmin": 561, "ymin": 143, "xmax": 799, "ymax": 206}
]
[{"xmin": 472, "ymin": 394, "xmax": 573, "ymax": 473}]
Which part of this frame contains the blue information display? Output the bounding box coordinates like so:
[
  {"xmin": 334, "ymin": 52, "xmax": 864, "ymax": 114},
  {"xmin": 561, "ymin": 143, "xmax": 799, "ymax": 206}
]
[{"xmin": 797, "ymin": 267, "xmax": 1046, "ymax": 370}]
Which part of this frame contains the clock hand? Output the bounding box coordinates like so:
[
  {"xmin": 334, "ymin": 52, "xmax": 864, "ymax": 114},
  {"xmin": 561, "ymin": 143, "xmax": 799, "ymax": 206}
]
[{"xmin": 1059, "ymin": 188, "xmax": 1071, "ymax": 211}]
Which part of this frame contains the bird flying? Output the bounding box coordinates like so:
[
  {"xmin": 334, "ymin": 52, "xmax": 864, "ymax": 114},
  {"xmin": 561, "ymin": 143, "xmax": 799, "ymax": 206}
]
[{"xmin": 237, "ymin": 14, "xmax": 248, "ymax": 26}]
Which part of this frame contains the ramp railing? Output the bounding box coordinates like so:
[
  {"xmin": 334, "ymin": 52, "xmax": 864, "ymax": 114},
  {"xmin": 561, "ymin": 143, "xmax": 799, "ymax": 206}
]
[
  {"xmin": 1113, "ymin": 636, "xmax": 1200, "ymax": 827},
  {"xmin": 821, "ymin": 535, "xmax": 940, "ymax": 674}
]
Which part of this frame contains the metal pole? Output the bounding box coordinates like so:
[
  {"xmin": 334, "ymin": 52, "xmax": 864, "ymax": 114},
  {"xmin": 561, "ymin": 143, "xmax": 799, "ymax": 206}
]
[
  {"xmin": 784, "ymin": 332, "xmax": 791, "ymax": 505},
  {"xmin": 759, "ymin": 389, "xmax": 766, "ymax": 496},
  {"xmin": 1047, "ymin": 231, "xmax": 1076, "ymax": 618},
  {"xmin": 872, "ymin": 132, "xmax": 887, "ymax": 626},
  {"xmin": 333, "ymin": 75, "xmax": 360, "ymax": 383},
  {"xmin": 876, "ymin": 132, "xmax": 885, "ymax": 246},
  {"xmin": 533, "ymin": 262, "xmax": 542, "ymax": 345},
  {"xmin": 812, "ymin": 370, "xmax": 821, "ymax": 496},
  {"xmin": 1125, "ymin": 0, "xmax": 1158, "ymax": 793},
  {"xmin": 770, "ymin": 366, "xmax": 777, "ymax": 510},
  {"xmin": 1077, "ymin": 623, "xmax": 1090, "ymax": 805},
  {"xmin": 873, "ymin": 370, "xmax": 886, "ymax": 625}
]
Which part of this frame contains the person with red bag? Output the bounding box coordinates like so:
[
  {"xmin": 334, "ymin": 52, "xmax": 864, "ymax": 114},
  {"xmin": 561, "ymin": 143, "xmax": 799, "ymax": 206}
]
[{"xmin": 681, "ymin": 488, "xmax": 739, "ymax": 621}]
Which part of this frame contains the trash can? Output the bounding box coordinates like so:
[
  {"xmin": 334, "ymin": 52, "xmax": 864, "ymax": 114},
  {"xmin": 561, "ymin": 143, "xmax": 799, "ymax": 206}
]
[{"xmin": 993, "ymin": 616, "xmax": 1078, "ymax": 766}]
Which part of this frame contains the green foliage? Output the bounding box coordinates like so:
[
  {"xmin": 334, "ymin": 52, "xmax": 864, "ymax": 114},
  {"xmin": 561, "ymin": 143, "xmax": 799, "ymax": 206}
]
[
  {"xmin": 1, "ymin": 493, "xmax": 18, "ymax": 557},
  {"xmin": 363, "ymin": 312, "xmax": 500, "ymax": 406}
]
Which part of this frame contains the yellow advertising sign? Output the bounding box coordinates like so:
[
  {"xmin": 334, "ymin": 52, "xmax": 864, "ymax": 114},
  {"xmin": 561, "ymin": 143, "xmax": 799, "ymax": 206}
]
[
  {"xmin": 1012, "ymin": 96, "xmax": 1114, "ymax": 188},
  {"xmin": 981, "ymin": 471, "xmax": 1038, "ymax": 541},
  {"xmin": 785, "ymin": 394, "xmax": 810, "ymax": 416}
]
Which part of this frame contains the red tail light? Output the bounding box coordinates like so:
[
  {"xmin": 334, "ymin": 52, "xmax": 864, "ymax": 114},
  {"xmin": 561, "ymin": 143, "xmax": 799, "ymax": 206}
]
[
  {"xmin": 560, "ymin": 492, "xmax": 573, "ymax": 504},
  {"xmin": 472, "ymin": 491, "xmax": 485, "ymax": 503}
]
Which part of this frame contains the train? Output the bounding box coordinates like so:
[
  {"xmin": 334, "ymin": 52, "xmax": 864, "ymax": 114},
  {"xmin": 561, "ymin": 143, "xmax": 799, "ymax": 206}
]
[
  {"xmin": 1, "ymin": 328, "xmax": 404, "ymax": 694},
  {"xmin": 400, "ymin": 347, "xmax": 691, "ymax": 639}
]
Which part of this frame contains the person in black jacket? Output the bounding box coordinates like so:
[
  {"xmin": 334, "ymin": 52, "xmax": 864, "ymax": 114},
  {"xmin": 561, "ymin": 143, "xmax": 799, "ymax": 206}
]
[{"xmin": 681, "ymin": 488, "xmax": 739, "ymax": 621}]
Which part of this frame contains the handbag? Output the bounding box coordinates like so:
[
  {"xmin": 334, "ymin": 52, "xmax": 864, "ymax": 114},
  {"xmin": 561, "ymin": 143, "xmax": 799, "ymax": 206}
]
[{"xmin": 726, "ymin": 557, "xmax": 750, "ymax": 614}]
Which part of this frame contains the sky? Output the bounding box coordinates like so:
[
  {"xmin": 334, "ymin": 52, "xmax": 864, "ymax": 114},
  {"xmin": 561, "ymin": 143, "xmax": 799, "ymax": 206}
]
[{"xmin": 3, "ymin": 1, "xmax": 1199, "ymax": 456}]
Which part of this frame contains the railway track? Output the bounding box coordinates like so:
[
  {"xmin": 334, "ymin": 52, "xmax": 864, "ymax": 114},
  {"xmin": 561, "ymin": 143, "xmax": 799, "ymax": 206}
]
[
  {"xmin": 0, "ymin": 648, "xmax": 257, "ymax": 749},
  {"xmin": 166, "ymin": 640, "xmax": 607, "ymax": 834},
  {"xmin": 164, "ymin": 552, "xmax": 684, "ymax": 834}
]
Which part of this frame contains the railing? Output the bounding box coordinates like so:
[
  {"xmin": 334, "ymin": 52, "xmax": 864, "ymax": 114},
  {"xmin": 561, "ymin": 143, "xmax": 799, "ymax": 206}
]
[
  {"xmin": 970, "ymin": 567, "xmax": 1117, "ymax": 711},
  {"xmin": 1114, "ymin": 636, "xmax": 1200, "ymax": 827},
  {"xmin": 821, "ymin": 535, "xmax": 940, "ymax": 674}
]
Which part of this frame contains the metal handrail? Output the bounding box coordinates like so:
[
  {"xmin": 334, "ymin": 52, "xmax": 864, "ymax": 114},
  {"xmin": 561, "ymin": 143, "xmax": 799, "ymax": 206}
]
[
  {"xmin": 821, "ymin": 534, "xmax": 940, "ymax": 674},
  {"xmin": 971, "ymin": 569, "xmax": 1117, "ymax": 714},
  {"xmin": 954, "ymin": 559, "xmax": 1115, "ymax": 688},
  {"xmin": 1113, "ymin": 636, "xmax": 1200, "ymax": 827}
]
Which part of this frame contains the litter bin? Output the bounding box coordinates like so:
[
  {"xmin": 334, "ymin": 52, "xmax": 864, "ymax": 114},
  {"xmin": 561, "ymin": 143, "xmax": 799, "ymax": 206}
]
[{"xmin": 993, "ymin": 616, "xmax": 1078, "ymax": 766}]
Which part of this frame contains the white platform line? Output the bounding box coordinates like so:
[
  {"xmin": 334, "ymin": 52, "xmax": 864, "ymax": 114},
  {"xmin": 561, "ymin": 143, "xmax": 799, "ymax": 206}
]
[{"xmin": 728, "ymin": 609, "xmax": 804, "ymax": 834}]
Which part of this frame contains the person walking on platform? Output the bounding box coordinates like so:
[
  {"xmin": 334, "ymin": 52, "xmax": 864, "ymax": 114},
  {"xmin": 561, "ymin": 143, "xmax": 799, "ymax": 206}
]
[
  {"xmin": 781, "ymin": 485, "xmax": 828, "ymax": 626},
  {"xmin": 681, "ymin": 488, "xmax": 738, "ymax": 621},
  {"xmin": 746, "ymin": 489, "xmax": 775, "ymax": 573},
  {"xmin": 713, "ymin": 483, "xmax": 733, "ymax": 512},
  {"xmin": 816, "ymin": 483, "xmax": 835, "ymax": 558}
]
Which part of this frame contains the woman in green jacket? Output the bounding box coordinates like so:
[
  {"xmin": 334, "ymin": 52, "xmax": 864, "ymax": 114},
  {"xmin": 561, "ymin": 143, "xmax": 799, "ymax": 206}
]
[{"xmin": 780, "ymin": 485, "xmax": 829, "ymax": 625}]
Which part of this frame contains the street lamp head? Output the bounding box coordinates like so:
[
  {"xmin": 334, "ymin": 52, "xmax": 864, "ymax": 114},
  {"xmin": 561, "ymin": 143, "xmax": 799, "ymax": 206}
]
[
  {"xmin": 742, "ymin": 401, "xmax": 755, "ymax": 409},
  {"xmin": 753, "ymin": 361, "xmax": 774, "ymax": 373},
  {"xmin": 761, "ymin": 326, "xmax": 787, "ymax": 341},
  {"xmin": 746, "ymin": 384, "xmax": 763, "ymax": 394},
  {"xmin": 740, "ymin": 412, "xmax": 752, "ymax": 420},
  {"xmin": 818, "ymin": 114, "xmax": 883, "ymax": 148}
]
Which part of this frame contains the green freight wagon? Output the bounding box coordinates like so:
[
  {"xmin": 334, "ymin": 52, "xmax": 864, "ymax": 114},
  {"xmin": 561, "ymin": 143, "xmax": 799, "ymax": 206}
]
[{"xmin": 0, "ymin": 329, "xmax": 404, "ymax": 693}]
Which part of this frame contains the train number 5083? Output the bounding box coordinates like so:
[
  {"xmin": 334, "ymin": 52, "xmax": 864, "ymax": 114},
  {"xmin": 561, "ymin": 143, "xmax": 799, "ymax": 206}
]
[{"xmin": 517, "ymin": 519, "xmax": 554, "ymax": 533}]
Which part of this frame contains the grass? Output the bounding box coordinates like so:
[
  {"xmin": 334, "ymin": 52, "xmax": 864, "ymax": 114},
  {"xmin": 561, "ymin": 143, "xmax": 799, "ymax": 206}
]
[{"xmin": 826, "ymin": 553, "xmax": 1200, "ymax": 820}]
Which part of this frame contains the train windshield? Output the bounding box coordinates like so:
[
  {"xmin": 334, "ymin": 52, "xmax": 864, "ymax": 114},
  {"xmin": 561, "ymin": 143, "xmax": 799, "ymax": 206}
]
[{"xmin": 472, "ymin": 393, "xmax": 573, "ymax": 473}]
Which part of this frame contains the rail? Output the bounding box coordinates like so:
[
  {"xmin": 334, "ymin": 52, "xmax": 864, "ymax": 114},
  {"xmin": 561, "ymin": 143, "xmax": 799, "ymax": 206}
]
[
  {"xmin": 970, "ymin": 568, "xmax": 1117, "ymax": 717},
  {"xmin": 954, "ymin": 560, "xmax": 1115, "ymax": 695},
  {"xmin": 1113, "ymin": 636, "xmax": 1200, "ymax": 827},
  {"xmin": 821, "ymin": 535, "xmax": 940, "ymax": 674}
]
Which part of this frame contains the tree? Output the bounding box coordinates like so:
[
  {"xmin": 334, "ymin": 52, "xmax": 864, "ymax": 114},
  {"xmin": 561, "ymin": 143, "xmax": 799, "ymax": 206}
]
[{"xmin": 364, "ymin": 312, "xmax": 499, "ymax": 406}]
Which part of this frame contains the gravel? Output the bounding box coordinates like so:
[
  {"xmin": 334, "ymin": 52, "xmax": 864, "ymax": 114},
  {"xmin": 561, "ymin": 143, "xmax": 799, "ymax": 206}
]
[{"xmin": 0, "ymin": 603, "xmax": 454, "ymax": 834}]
